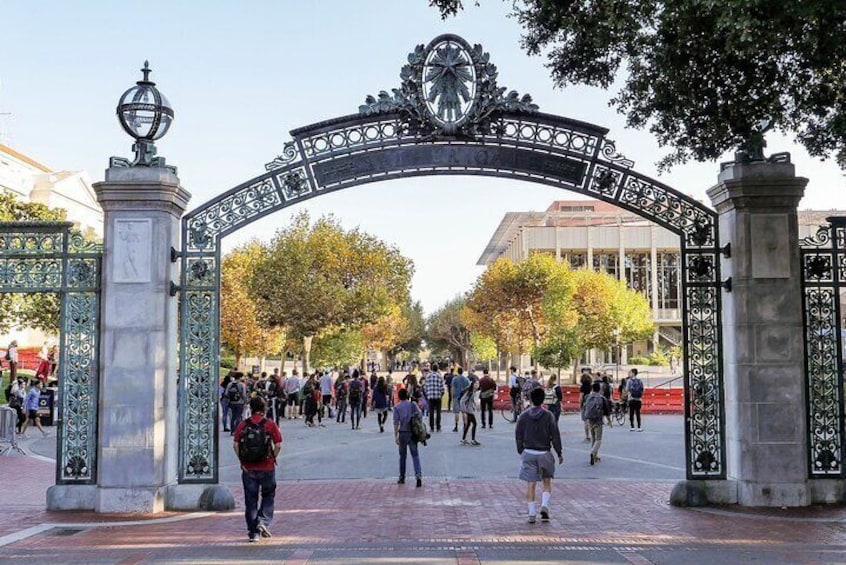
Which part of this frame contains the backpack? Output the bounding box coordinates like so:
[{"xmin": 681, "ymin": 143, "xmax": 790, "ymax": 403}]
[
  {"xmin": 584, "ymin": 394, "xmax": 606, "ymax": 421},
  {"xmin": 628, "ymin": 377, "xmax": 644, "ymax": 399},
  {"xmin": 226, "ymin": 383, "xmax": 243, "ymax": 403},
  {"xmin": 237, "ymin": 418, "xmax": 272, "ymax": 463},
  {"xmin": 410, "ymin": 408, "xmax": 429, "ymax": 446},
  {"xmin": 4, "ymin": 349, "xmax": 10, "ymax": 362},
  {"xmin": 4, "ymin": 383, "xmax": 11, "ymax": 402},
  {"xmin": 348, "ymin": 382, "xmax": 362, "ymax": 403}
]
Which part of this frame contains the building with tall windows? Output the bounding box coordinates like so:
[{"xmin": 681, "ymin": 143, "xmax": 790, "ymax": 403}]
[{"xmin": 479, "ymin": 199, "xmax": 843, "ymax": 366}]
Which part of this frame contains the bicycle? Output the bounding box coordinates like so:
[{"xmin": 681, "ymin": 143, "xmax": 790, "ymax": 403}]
[
  {"xmin": 612, "ymin": 399, "xmax": 628, "ymax": 426},
  {"xmin": 500, "ymin": 394, "xmax": 527, "ymax": 423}
]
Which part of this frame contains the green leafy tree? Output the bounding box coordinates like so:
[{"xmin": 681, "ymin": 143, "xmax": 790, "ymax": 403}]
[
  {"xmin": 426, "ymin": 296, "xmax": 472, "ymax": 368},
  {"xmin": 0, "ymin": 191, "xmax": 68, "ymax": 333},
  {"xmin": 251, "ymin": 212, "xmax": 413, "ymax": 375},
  {"xmin": 311, "ymin": 328, "xmax": 364, "ymax": 369},
  {"xmin": 432, "ymin": 1, "xmax": 846, "ymax": 168},
  {"xmin": 220, "ymin": 241, "xmax": 285, "ymax": 369}
]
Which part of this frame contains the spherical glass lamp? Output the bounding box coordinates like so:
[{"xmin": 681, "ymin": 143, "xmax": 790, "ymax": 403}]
[{"xmin": 115, "ymin": 61, "xmax": 174, "ymax": 166}]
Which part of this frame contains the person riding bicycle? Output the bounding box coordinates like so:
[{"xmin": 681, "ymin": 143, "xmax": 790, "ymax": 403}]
[{"xmin": 508, "ymin": 367, "xmax": 522, "ymax": 421}]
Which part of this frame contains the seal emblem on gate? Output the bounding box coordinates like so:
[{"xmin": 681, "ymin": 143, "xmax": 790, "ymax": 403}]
[
  {"xmin": 421, "ymin": 35, "xmax": 477, "ymax": 132},
  {"xmin": 359, "ymin": 33, "xmax": 538, "ymax": 137}
]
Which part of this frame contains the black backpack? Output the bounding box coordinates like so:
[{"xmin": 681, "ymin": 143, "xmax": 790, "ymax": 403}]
[
  {"xmin": 348, "ymin": 383, "xmax": 362, "ymax": 403},
  {"xmin": 226, "ymin": 383, "xmax": 243, "ymax": 403},
  {"xmin": 3, "ymin": 350, "xmax": 10, "ymax": 362},
  {"xmin": 237, "ymin": 418, "xmax": 272, "ymax": 463}
]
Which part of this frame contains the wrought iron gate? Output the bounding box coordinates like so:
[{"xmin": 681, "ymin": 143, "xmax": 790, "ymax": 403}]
[
  {"xmin": 177, "ymin": 33, "xmax": 726, "ymax": 484},
  {"xmin": 0, "ymin": 222, "xmax": 101, "ymax": 483},
  {"xmin": 800, "ymin": 216, "xmax": 846, "ymax": 477}
]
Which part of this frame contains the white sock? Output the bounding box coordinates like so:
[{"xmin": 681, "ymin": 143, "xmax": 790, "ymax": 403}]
[
  {"xmin": 541, "ymin": 492, "xmax": 551, "ymax": 508},
  {"xmin": 528, "ymin": 501, "xmax": 537, "ymax": 516}
]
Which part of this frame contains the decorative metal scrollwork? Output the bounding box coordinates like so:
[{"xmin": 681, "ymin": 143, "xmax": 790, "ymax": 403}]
[
  {"xmin": 800, "ymin": 218, "xmax": 845, "ymax": 477},
  {"xmin": 0, "ymin": 222, "xmax": 101, "ymax": 484},
  {"xmin": 360, "ymin": 34, "xmax": 538, "ymax": 137},
  {"xmin": 178, "ymin": 33, "xmax": 725, "ymax": 484}
]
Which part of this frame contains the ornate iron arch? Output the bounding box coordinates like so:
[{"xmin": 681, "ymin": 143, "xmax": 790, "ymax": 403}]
[{"xmin": 177, "ymin": 34, "xmax": 725, "ymax": 484}]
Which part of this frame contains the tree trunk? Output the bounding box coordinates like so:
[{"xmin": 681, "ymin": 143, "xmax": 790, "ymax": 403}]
[
  {"xmin": 302, "ymin": 335, "xmax": 313, "ymax": 376},
  {"xmin": 234, "ymin": 352, "xmax": 242, "ymax": 372}
]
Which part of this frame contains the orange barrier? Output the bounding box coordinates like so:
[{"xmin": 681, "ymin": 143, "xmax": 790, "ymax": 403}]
[{"xmin": 496, "ymin": 384, "xmax": 684, "ymax": 415}]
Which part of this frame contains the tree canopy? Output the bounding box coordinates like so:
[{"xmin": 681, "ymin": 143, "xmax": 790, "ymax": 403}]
[
  {"xmin": 0, "ymin": 191, "xmax": 68, "ymax": 333},
  {"xmin": 220, "ymin": 241, "xmax": 285, "ymax": 368},
  {"xmin": 249, "ymin": 212, "xmax": 414, "ymax": 373},
  {"xmin": 432, "ymin": 1, "xmax": 846, "ymax": 168}
]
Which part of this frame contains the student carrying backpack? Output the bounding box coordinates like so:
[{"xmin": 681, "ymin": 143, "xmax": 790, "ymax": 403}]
[{"xmin": 237, "ymin": 417, "xmax": 273, "ymax": 463}]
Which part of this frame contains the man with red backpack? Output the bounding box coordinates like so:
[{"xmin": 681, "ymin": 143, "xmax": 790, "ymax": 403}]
[{"xmin": 233, "ymin": 396, "xmax": 283, "ymax": 543}]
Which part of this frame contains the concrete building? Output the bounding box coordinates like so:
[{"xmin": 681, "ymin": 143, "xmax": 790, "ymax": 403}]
[
  {"xmin": 0, "ymin": 143, "xmax": 103, "ymax": 350},
  {"xmin": 479, "ymin": 199, "xmax": 845, "ymax": 367}
]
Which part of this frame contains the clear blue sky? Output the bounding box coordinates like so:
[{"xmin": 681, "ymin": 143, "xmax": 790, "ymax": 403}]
[{"xmin": 3, "ymin": 1, "xmax": 844, "ymax": 314}]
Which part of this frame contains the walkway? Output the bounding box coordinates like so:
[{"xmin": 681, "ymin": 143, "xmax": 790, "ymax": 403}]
[{"xmin": 2, "ymin": 415, "xmax": 845, "ymax": 563}]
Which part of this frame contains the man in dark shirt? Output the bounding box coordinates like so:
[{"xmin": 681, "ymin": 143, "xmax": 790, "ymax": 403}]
[
  {"xmin": 515, "ymin": 387, "xmax": 563, "ymax": 524},
  {"xmin": 393, "ymin": 388, "xmax": 423, "ymax": 487},
  {"xmin": 478, "ymin": 368, "xmax": 497, "ymax": 429},
  {"xmin": 233, "ymin": 396, "xmax": 283, "ymax": 543}
]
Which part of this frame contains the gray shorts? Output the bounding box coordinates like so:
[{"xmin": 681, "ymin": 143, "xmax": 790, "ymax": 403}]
[{"xmin": 519, "ymin": 450, "xmax": 556, "ymax": 482}]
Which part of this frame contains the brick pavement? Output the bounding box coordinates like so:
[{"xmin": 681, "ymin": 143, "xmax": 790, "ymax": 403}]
[{"xmin": 2, "ymin": 453, "xmax": 846, "ymax": 563}]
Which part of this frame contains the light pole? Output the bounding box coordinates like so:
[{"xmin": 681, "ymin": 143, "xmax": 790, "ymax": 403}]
[{"xmin": 613, "ymin": 327, "xmax": 621, "ymax": 383}]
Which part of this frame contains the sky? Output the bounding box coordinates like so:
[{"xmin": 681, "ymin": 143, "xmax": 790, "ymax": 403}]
[{"xmin": 3, "ymin": 1, "xmax": 845, "ymax": 315}]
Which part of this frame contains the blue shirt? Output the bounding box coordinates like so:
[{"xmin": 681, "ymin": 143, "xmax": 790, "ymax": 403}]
[
  {"xmin": 392, "ymin": 399, "xmax": 419, "ymax": 432},
  {"xmin": 25, "ymin": 387, "xmax": 41, "ymax": 411},
  {"xmin": 451, "ymin": 374, "xmax": 470, "ymax": 400}
]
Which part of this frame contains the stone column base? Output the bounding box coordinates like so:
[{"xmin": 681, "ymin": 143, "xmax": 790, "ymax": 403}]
[
  {"xmin": 810, "ymin": 480, "xmax": 846, "ymax": 504},
  {"xmin": 738, "ymin": 481, "xmax": 810, "ymax": 507},
  {"xmin": 96, "ymin": 486, "xmax": 168, "ymax": 513},
  {"xmin": 670, "ymin": 479, "xmax": 738, "ymax": 507},
  {"xmin": 46, "ymin": 485, "xmax": 97, "ymax": 511},
  {"xmin": 166, "ymin": 484, "xmax": 235, "ymax": 511}
]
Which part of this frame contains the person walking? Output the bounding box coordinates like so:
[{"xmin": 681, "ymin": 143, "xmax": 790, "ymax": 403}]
[
  {"xmin": 20, "ymin": 380, "xmax": 48, "ymax": 438},
  {"xmin": 578, "ymin": 370, "xmax": 593, "ymax": 441},
  {"xmin": 225, "ymin": 373, "xmax": 248, "ymax": 434},
  {"xmin": 6, "ymin": 340, "xmax": 18, "ymax": 383},
  {"xmin": 460, "ymin": 379, "xmax": 480, "ymax": 446},
  {"xmin": 285, "ymin": 371, "xmax": 301, "ymax": 419},
  {"xmin": 348, "ymin": 371, "xmax": 363, "ymax": 429},
  {"xmin": 543, "ymin": 375, "xmax": 563, "ymax": 425},
  {"xmin": 584, "ymin": 381, "xmax": 610, "ymax": 465},
  {"xmin": 508, "ymin": 366, "xmax": 522, "ymax": 422},
  {"xmin": 233, "ymin": 396, "xmax": 282, "ymax": 543},
  {"xmin": 515, "ymin": 387, "xmax": 563, "ymax": 524},
  {"xmin": 220, "ymin": 371, "xmax": 234, "ymax": 432},
  {"xmin": 335, "ymin": 374, "xmax": 348, "ymax": 424},
  {"xmin": 422, "ymin": 362, "xmax": 445, "ymax": 432},
  {"xmin": 320, "ymin": 369, "xmax": 334, "ymax": 420},
  {"xmin": 372, "ymin": 376, "xmax": 390, "ymax": 432},
  {"xmin": 393, "ymin": 388, "xmax": 423, "ymax": 487},
  {"xmin": 478, "ymin": 368, "xmax": 496, "ymax": 429},
  {"xmin": 626, "ymin": 368, "xmax": 645, "ymax": 431},
  {"xmin": 450, "ymin": 367, "xmax": 470, "ymax": 432}
]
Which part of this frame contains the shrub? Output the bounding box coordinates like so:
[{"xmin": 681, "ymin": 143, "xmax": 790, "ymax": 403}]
[
  {"xmin": 220, "ymin": 356, "xmax": 236, "ymax": 370},
  {"xmin": 628, "ymin": 356, "xmax": 650, "ymax": 365}
]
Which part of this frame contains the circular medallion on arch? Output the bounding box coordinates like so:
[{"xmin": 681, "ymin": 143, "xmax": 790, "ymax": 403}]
[{"xmin": 420, "ymin": 34, "xmax": 479, "ymax": 130}]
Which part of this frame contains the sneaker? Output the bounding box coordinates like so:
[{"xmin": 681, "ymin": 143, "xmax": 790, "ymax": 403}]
[
  {"xmin": 416, "ymin": 477, "xmax": 422, "ymax": 488},
  {"xmin": 470, "ymin": 440, "xmax": 481, "ymax": 446},
  {"xmin": 248, "ymin": 533, "xmax": 259, "ymax": 543},
  {"xmin": 527, "ymin": 515, "xmax": 537, "ymax": 524},
  {"xmin": 481, "ymin": 424, "xmax": 486, "ymax": 429},
  {"xmin": 452, "ymin": 427, "xmax": 458, "ymax": 432},
  {"xmin": 460, "ymin": 439, "xmax": 469, "ymax": 445},
  {"xmin": 630, "ymin": 428, "xmax": 636, "ymax": 432},
  {"xmin": 540, "ymin": 506, "xmax": 550, "ymax": 522},
  {"xmin": 590, "ymin": 453, "xmax": 595, "ymax": 466},
  {"xmin": 256, "ymin": 524, "xmax": 272, "ymax": 538},
  {"xmin": 595, "ymin": 455, "xmax": 601, "ymax": 462},
  {"xmin": 397, "ymin": 476, "xmax": 405, "ymax": 484},
  {"xmin": 637, "ymin": 428, "xmax": 644, "ymax": 432}
]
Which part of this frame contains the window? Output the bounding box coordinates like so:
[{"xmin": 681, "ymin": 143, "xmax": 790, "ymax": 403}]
[
  {"xmin": 657, "ymin": 252, "xmax": 680, "ymax": 309},
  {"xmin": 592, "ymin": 252, "xmax": 619, "ymax": 278},
  {"xmin": 624, "ymin": 252, "xmax": 652, "ymax": 301}
]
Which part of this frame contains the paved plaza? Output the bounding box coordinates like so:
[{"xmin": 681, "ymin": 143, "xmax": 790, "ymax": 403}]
[{"xmin": 1, "ymin": 415, "xmax": 844, "ymax": 564}]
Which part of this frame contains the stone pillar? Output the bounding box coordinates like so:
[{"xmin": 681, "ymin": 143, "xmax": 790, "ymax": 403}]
[
  {"xmin": 92, "ymin": 166, "xmax": 189, "ymax": 513},
  {"xmin": 707, "ymin": 160, "xmax": 809, "ymax": 506}
]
